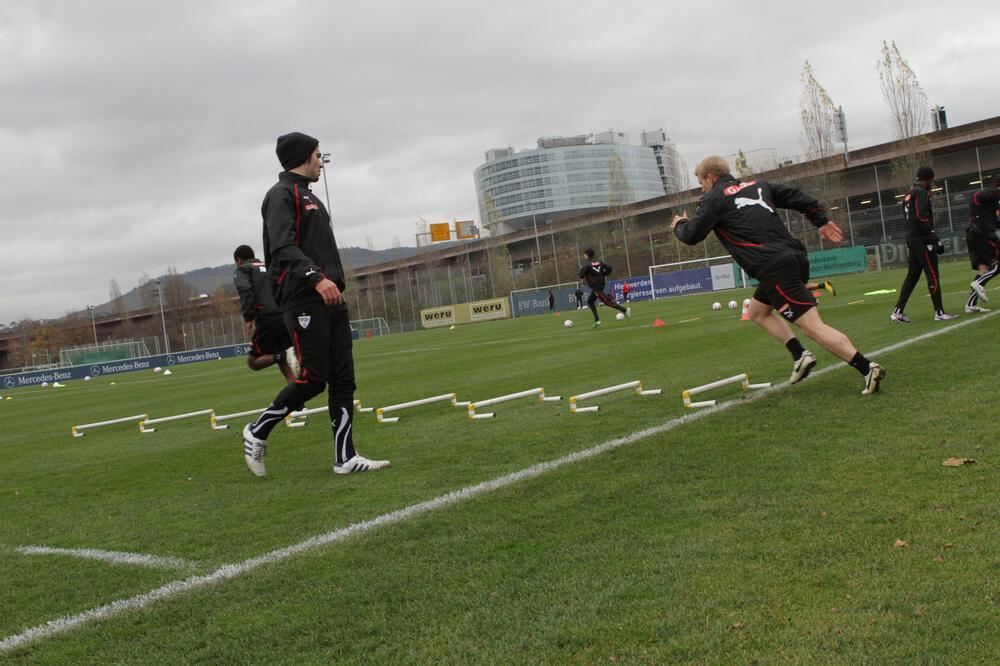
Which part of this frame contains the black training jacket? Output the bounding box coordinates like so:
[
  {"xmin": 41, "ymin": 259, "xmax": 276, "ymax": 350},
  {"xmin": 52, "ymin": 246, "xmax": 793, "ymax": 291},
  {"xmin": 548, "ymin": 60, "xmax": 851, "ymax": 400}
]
[
  {"xmin": 233, "ymin": 260, "xmax": 282, "ymax": 322},
  {"xmin": 261, "ymin": 172, "xmax": 346, "ymax": 309},
  {"xmin": 673, "ymin": 175, "xmax": 828, "ymax": 278},
  {"xmin": 579, "ymin": 261, "xmax": 612, "ymax": 290},
  {"xmin": 901, "ymin": 182, "xmax": 937, "ymax": 242},
  {"xmin": 968, "ymin": 187, "xmax": 1000, "ymax": 239}
]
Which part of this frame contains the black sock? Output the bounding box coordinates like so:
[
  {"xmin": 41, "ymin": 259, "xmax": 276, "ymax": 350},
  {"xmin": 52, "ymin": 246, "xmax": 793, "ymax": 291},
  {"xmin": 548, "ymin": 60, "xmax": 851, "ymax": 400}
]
[
  {"xmin": 849, "ymin": 352, "xmax": 871, "ymax": 376},
  {"xmin": 785, "ymin": 337, "xmax": 805, "ymax": 361}
]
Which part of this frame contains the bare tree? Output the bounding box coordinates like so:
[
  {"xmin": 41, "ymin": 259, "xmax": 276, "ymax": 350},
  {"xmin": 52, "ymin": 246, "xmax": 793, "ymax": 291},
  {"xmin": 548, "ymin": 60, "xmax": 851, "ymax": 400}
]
[
  {"xmin": 734, "ymin": 150, "xmax": 754, "ymax": 179},
  {"xmin": 799, "ymin": 61, "xmax": 838, "ymax": 160},
  {"xmin": 878, "ymin": 41, "xmax": 932, "ymax": 187},
  {"xmin": 878, "ymin": 41, "xmax": 929, "ymax": 141},
  {"xmin": 607, "ymin": 154, "xmax": 636, "ymax": 275},
  {"xmin": 663, "ymin": 136, "xmax": 690, "ymax": 193}
]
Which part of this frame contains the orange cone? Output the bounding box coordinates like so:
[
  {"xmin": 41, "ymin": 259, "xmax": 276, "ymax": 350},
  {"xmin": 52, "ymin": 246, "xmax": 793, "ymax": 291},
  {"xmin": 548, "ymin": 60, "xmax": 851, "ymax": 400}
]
[
  {"xmin": 652, "ymin": 318, "xmax": 666, "ymax": 327},
  {"xmin": 740, "ymin": 302, "xmax": 751, "ymax": 321}
]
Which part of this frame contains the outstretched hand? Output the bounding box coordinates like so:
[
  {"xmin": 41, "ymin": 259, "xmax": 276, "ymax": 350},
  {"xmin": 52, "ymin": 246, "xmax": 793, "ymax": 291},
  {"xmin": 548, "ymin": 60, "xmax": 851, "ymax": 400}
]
[
  {"xmin": 671, "ymin": 211, "xmax": 689, "ymax": 232},
  {"xmin": 819, "ymin": 221, "xmax": 844, "ymax": 244}
]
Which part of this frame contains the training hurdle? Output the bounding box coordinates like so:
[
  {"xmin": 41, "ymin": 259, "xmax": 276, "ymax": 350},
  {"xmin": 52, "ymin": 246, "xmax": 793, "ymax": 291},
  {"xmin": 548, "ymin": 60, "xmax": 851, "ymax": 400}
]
[
  {"xmin": 467, "ymin": 388, "xmax": 561, "ymax": 420},
  {"xmin": 71, "ymin": 414, "xmax": 149, "ymax": 438},
  {"xmin": 139, "ymin": 409, "xmax": 215, "ymax": 433},
  {"xmin": 211, "ymin": 408, "xmax": 265, "ymax": 431},
  {"xmin": 285, "ymin": 398, "xmax": 376, "ymax": 428},
  {"xmin": 376, "ymin": 393, "xmax": 470, "ymax": 423},
  {"xmin": 569, "ymin": 380, "xmax": 662, "ymax": 414},
  {"xmin": 682, "ymin": 373, "xmax": 771, "ymax": 408}
]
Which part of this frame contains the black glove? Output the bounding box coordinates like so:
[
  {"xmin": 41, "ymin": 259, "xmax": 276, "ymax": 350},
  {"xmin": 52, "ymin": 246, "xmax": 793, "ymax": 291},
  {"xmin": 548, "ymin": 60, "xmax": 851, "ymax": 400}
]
[{"xmin": 936, "ymin": 242, "xmax": 945, "ymax": 255}]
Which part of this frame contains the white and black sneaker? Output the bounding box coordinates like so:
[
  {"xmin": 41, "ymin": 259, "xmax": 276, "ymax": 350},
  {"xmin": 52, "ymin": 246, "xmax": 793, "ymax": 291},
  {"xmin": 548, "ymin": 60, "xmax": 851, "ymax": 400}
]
[
  {"xmin": 965, "ymin": 305, "xmax": 990, "ymax": 313},
  {"xmin": 934, "ymin": 312, "xmax": 959, "ymax": 321},
  {"xmin": 971, "ymin": 280, "xmax": 989, "ymax": 302},
  {"xmin": 890, "ymin": 311, "xmax": 911, "ymax": 323},
  {"xmin": 242, "ymin": 424, "xmax": 267, "ymax": 477},
  {"xmin": 862, "ymin": 363, "xmax": 885, "ymax": 395},
  {"xmin": 285, "ymin": 346, "xmax": 300, "ymax": 378},
  {"xmin": 789, "ymin": 350, "xmax": 817, "ymax": 384},
  {"xmin": 334, "ymin": 454, "xmax": 390, "ymax": 475}
]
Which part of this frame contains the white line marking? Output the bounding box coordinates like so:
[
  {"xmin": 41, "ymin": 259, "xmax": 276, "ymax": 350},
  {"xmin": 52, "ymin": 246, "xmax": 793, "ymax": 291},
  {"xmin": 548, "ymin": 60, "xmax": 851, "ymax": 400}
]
[
  {"xmin": 14, "ymin": 546, "xmax": 196, "ymax": 570},
  {"xmin": 1, "ymin": 312, "xmax": 994, "ymax": 653}
]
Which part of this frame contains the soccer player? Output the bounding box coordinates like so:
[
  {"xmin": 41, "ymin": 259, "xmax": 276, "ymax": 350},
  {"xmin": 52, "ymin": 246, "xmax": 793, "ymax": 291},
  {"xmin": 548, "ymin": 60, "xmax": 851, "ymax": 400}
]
[
  {"xmin": 578, "ymin": 249, "xmax": 629, "ymax": 328},
  {"xmin": 672, "ymin": 156, "xmax": 884, "ymax": 395},
  {"xmin": 241, "ymin": 132, "xmax": 389, "ymax": 477},
  {"xmin": 889, "ymin": 166, "xmax": 959, "ymax": 322},
  {"xmin": 233, "ymin": 245, "xmax": 298, "ymax": 383},
  {"xmin": 963, "ymin": 175, "xmax": 1000, "ymax": 313}
]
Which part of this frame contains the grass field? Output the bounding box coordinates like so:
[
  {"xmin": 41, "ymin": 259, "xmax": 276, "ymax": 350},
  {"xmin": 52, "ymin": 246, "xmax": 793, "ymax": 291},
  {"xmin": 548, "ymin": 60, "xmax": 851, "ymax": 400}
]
[{"xmin": 1, "ymin": 261, "xmax": 997, "ymax": 663}]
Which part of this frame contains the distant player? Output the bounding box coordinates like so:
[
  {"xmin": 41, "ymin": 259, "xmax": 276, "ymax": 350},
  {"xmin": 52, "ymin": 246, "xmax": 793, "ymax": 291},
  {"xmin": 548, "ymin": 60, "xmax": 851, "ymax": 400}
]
[
  {"xmin": 672, "ymin": 156, "xmax": 884, "ymax": 395},
  {"xmin": 889, "ymin": 166, "xmax": 959, "ymax": 322},
  {"xmin": 574, "ymin": 286, "xmax": 584, "ymax": 310},
  {"xmin": 963, "ymin": 175, "xmax": 1000, "ymax": 313},
  {"xmin": 233, "ymin": 245, "xmax": 298, "ymax": 382},
  {"xmin": 578, "ymin": 249, "xmax": 629, "ymax": 328}
]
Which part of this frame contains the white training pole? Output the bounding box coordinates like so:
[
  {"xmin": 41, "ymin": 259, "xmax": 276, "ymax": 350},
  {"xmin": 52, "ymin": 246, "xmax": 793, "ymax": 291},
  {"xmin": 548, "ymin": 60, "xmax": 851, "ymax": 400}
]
[
  {"xmin": 139, "ymin": 409, "xmax": 215, "ymax": 434},
  {"xmin": 467, "ymin": 387, "xmax": 561, "ymax": 419},
  {"xmin": 569, "ymin": 380, "xmax": 662, "ymax": 414},
  {"xmin": 354, "ymin": 399, "xmax": 373, "ymax": 413},
  {"xmin": 377, "ymin": 393, "xmax": 464, "ymax": 423},
  {"xmin": 72, "ymin": 414, "xmax": 148, "ymax": 438},
  {"xmin": 211, "ymin": 407, "xmax": 266, "ymax": 431},
  {"xmin": 682, "ymin": 373, "xmax": 771, "ymax": 408}
]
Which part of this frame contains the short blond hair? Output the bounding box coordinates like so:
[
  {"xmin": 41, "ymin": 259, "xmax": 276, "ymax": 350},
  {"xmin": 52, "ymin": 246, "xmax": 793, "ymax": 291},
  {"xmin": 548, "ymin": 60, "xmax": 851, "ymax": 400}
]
[{"xmin": 694, "ymin": 156, "xmax": 731, "ymax": 179}]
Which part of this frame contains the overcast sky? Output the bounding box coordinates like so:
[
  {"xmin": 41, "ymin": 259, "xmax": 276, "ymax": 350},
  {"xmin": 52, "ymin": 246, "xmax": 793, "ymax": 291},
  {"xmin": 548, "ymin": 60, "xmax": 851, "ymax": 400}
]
[{"xmin": 3, "ymin": 0, "xmax": 998, "ymax": 324}]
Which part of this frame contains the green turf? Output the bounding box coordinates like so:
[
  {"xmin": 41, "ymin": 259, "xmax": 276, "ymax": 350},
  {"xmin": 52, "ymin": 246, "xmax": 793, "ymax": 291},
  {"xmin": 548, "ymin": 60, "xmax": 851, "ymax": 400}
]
[{"xmin": 1, "ymin": 261, "xmax": 997, "ymax": 663}]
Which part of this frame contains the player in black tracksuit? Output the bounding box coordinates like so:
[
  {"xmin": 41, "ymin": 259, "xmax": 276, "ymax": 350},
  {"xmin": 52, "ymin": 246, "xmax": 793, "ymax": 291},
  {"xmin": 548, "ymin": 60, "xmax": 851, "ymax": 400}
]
[
  {"xmin": 963, "ymin": 175, "xmax": 1000, "ymax": 313},
  {"xmin": 890, "ymin": 166, "xmax": 958, "ymax": 322},
  {"xmin": 233, "ymin": 245, "xmax": 295, "ymax": 382},
  {"xmin": 241, "ymin": 132, "xmax": 389, "ymax": 477},
  {"xmin": 579, "ymin": 249, "xmax": 629, "ymax": 327},
  {"xmin": 672, "ymin": 155, "xmax": 884, "ymax": 395}
]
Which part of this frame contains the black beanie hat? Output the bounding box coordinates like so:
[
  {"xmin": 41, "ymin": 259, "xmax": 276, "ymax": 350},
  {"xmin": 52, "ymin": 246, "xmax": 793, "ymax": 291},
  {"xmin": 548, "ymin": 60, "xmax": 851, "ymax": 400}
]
[
  {"xmin": 916, "ymin": 165, "xmax": 935, "ymax": 180},
  {"xmin": 276, "ymin": 132, "xmax": 319, "ymax": 170}
]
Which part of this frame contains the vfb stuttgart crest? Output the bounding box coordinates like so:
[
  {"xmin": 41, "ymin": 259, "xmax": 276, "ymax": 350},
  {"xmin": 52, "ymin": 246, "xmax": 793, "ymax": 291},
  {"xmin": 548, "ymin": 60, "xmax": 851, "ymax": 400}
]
[{"xmin": 297, "ymin": 314, "xmax": 311, "ymax": 329}]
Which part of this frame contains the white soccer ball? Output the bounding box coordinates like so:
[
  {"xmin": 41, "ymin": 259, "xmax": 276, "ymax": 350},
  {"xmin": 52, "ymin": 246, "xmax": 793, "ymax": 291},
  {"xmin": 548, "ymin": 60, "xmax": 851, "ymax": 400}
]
[
  {"xmin": 728, "ymin": 300, "xmax": 738, "ymax": 310},
  {"xmin": 616, "ymin": 312, "xmax": 626, "ymax": 320},
  {"xmin": 743, "ymin": 298, "xmax": 752, "ymax": 307},
  {"xmin": 712, "ymin": 302, "xmax": 722, "ymax": 311},
  {"xmin": 41, "ymin": 381, "xmax": 49, "ymax": 387},
  {"xmin": 154, "ymin": 367, "xmax": 162, "ymax": 373},
  {"xmin": 563, "ymin": 320, "xmax": 574, "ymax": 328},
  {"xmin": 84, "ymin": 376, "xmax": 91, "ymax": 382}
]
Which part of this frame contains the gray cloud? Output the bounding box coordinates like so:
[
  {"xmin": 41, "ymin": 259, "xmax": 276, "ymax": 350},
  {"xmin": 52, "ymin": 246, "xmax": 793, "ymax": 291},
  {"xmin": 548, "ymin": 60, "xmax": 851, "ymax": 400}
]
[{"xmin": 2, "ymin": 0, "xmax": 998, "ymax": 323}]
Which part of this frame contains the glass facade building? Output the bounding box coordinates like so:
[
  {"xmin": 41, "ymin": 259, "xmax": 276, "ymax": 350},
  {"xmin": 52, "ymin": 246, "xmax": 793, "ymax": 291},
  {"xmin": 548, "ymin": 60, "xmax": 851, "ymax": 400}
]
[{"xmin": 474, "ymin": 132, "xmax": 667, "ymax": 236}]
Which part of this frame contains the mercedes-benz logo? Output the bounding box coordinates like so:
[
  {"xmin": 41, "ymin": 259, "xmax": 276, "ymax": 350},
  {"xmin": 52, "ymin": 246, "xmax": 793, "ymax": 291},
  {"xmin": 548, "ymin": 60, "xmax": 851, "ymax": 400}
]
[
  {"xmin": 90, "ymin": 366, "xmax": 101, "ymax": 376},
  {"xmin": 166, "ymin": 355, "xmax": 177, "ymax": 366},
  {"xmin": 3, "ymin": 377, "xmax": 15, "ymax": 389}
]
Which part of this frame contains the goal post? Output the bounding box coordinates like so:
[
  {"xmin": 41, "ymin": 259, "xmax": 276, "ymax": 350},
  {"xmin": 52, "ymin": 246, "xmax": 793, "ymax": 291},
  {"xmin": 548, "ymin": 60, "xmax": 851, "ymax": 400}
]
[{"xmin": 648, "ymin": 255, "xmax": 749, "ymax": 301}]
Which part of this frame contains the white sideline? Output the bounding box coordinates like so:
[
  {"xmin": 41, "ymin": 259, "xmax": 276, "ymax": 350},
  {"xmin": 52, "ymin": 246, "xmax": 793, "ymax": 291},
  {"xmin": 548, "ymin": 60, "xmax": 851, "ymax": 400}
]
[
  {"xmin": 2, "ymin": 312, "xmax": 995, "ymax": 654},
  {"xmin": 15, "ymin": 546, "xmax": 196, "ymax": 570}
]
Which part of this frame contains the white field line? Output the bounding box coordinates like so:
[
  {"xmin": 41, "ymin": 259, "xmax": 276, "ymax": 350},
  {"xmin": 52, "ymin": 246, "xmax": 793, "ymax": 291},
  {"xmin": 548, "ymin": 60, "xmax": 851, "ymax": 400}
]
[
  {"xmin": 1, "ymin": 312, "xmax": 995, "ymax": 654},
  {"xmin": 14, "ymin": 546, "xmax": 196, "ymax": 570}
]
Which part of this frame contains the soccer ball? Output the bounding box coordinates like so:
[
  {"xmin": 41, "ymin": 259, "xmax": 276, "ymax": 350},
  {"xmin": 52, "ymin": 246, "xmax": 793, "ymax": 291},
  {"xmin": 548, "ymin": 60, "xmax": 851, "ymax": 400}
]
[
  {"xmin": 84, "ymin": 376, "xmax": 91, "ymax": 382},
  {"xmin": 616, "ymin": 312, "xmax": 626, "ymax": 320},
  {"xmin": 712, "ymin": 302, "xmax": 722, "ymax": 311},
  {"xmin": 743, "ymin": 298, "xmax": 752, "ymax": 307},
  {"xmin": 728, "ymin": 300, "xmax": 738, "ymax": 310},
  {"xmin": 563, "ymin": 320, "xmax": 574, "ymax": 328},
  {"xmin": 154, "ymin": 367, "xmax": 163, "ymax": 373}
]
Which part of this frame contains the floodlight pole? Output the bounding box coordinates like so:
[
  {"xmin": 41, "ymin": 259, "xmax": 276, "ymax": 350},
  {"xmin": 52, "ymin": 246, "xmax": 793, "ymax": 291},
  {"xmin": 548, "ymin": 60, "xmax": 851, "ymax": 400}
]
[
  {"xmin": 88, "ymin": 305, "xmax": 99, "ymax": 346},
  {"xmin": 156, "ymin": 279, "xmax": 170, "ymax": 354},
  {"xmin": 321, "ymin": 153, "xmax": 332, "ymax": 224}
]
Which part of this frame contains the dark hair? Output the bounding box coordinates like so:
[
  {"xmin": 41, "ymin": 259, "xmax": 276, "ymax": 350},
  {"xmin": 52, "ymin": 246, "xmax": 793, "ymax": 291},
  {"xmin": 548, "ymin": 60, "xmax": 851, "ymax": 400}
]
[
  {"xmin": 992, "ymin": 175, "xmax": 1000, "ymax": 187},
  {"xmin": 234, "ymin": 245, "xmax": 255, "ymax": 262},
  {"xmin": 915, "ymin": 165, "xmax": 935, "ymax": 181},
  {"xmin": 584, "ymin": 248, "xmax": 594, "ymax": 258}
]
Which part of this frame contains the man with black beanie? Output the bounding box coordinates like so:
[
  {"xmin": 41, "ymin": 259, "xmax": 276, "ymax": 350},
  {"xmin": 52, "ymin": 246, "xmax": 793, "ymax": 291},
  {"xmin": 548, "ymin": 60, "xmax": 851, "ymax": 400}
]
[
  {"xmin": 241, "ymin": 131, "xmax": 389, "ymax": 477},
  {"xmin": 890, "ymin": 166, "xmax": 959, "ymax": 322}
]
